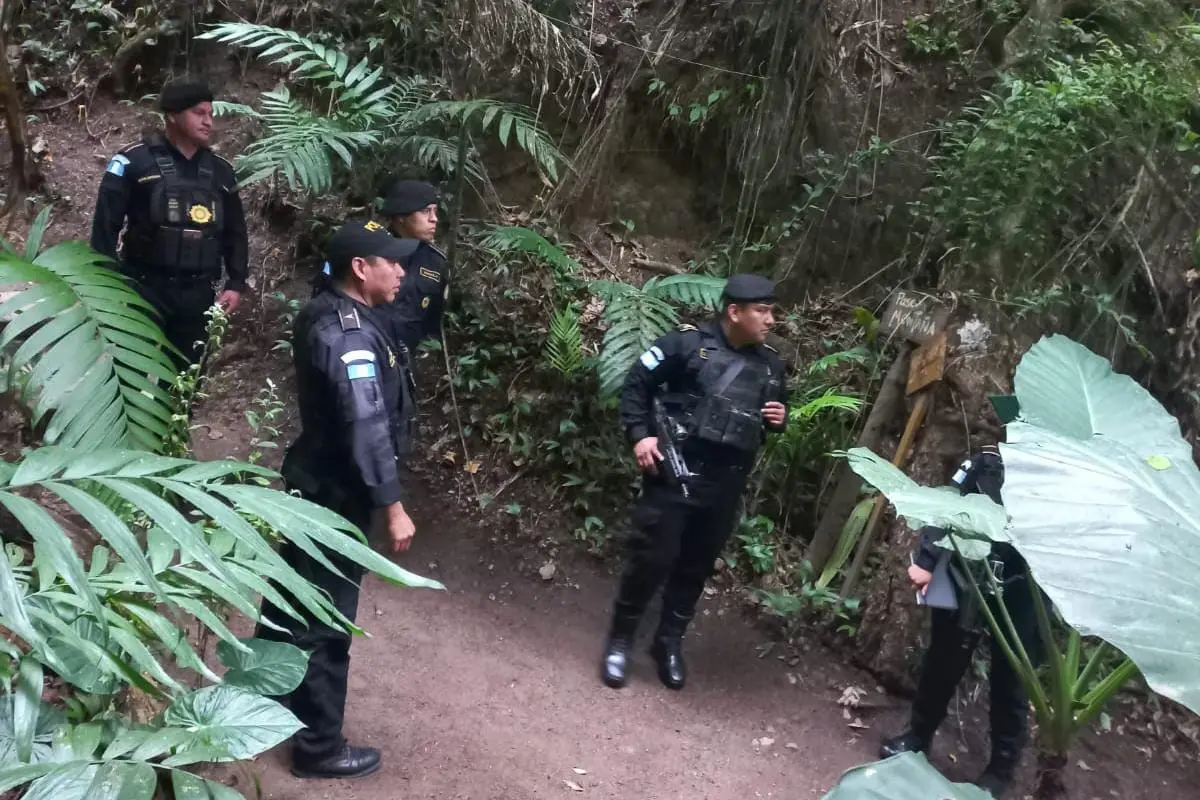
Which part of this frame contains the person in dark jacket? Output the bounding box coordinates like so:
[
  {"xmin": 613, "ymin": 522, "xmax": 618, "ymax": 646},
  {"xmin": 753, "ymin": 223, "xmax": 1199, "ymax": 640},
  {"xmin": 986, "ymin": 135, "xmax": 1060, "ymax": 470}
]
[
  {"xmin": 377, "ymin": 179, "xmax": 447, "ymax": 354},
  {"xmin": 255, "ymin": 220, "xmax": 420, "ymax": 780},
  {"xmin": 879, "ymin": 445, "xmax": 1043, "ymax": 798},
  {"xmin": 90, "ymin": 79, "xmax": 248, "ymax": 368},
  {"xmin": 601, "ymin": 274, "xmax": 789, "ymax": 691}
]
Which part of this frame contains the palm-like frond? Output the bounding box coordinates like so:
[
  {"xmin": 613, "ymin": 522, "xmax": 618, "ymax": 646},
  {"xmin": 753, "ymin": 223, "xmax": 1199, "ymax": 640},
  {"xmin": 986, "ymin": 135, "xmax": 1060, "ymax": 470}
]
[
  {"xmin": 392, "ymin": 135, "xmax": 484, "ymax": 184},
  {"xmin": 544, "ymin": 308, "xmax": 584, "ymax": 377},
  {"xmin": 0, "ymin": 243, "xmax": 177, "ymax": 452},
  {"xmin": 401, "ymin": 99, "xmax": 567, "ymax": 181},
  {"xmin": 211, "ymin": 101, "xmax": 261, "ymax": 118},
  {"xmin": 644, "ymin": 274, "xmax": 726, "ymax": 309},
  {"xmin": 0, "ymin": 447, "xmax": 443, "ymax": 697},
  {"xmin": 591, "ymin": 280, "xmax": 679, "ymax": 395},
  {"xmin": 480, "ymin": 226, "xmax": 580, "ymax": 274},
  {"xmin": 237, "ymin": 88, "xmax": 383, "ymax": 194}
]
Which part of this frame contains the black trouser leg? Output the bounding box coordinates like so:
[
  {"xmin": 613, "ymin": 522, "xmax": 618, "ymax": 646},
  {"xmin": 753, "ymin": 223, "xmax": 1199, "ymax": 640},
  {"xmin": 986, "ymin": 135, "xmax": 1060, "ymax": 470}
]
[
  {"xmin": 658, "ymin": 485, "xmax": 742, "ymax": 625},
  {"xmin": 256, "ymin": 504, "xmax": 367, "ymax": 763},
  {"xmin": 134, "ymin": 277, "xmax": 216, "ymax": 371},
  {"xmin": 611, "ymin": 482, "xmax": 687, "ymax": 621},
  {"xmin": 910, "ymin": 607, "xmax": 982, "ymax": 739}
]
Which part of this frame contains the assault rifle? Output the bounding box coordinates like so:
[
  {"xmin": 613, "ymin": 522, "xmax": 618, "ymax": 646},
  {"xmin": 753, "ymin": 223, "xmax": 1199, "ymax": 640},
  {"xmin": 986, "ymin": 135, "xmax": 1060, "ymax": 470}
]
[{"xmin": 653, "ymin": 397, "xmax": 695, "ymax": 498}]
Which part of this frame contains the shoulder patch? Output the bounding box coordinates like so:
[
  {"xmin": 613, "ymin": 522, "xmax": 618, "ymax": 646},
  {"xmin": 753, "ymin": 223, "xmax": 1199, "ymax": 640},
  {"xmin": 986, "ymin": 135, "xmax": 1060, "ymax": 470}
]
[
  {"xmin": 340, "ymin": 350, "xmax": 376, "ymax": 365},
  {"xmin": 640, "ymin": 345, "xmax": 666, "ymax": 370},
  {"xmin": 419, "ymin": 266, "xmax": 442, "ymax": 282},
  {"xmin": 338, "ymin": 304, "xmax": 362, "ymax": 332},
  {"xmin": 677, "ymin": 324, "xmax": 698, "ymax": 332},
  {"xmin": 346, "ymin": 362, "xmax": 377, "ymax": 380},
  {"xmin": 105, "ymin": 153, "xmax": 131, "ymax": 177}
]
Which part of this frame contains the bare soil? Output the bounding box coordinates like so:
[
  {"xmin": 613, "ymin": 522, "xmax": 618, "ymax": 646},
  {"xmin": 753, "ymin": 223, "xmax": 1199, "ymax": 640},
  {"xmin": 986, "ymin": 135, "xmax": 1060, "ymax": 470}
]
[{"xmin": 9, "ymin": 95, "xmax": 1200, "ymax": 800}]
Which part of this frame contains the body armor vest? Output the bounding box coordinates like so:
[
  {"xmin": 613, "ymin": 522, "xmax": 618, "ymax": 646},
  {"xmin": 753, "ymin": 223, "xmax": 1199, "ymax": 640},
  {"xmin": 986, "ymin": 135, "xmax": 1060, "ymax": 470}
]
[
  {"xmin": 123, "ymin": 137, "xmax": 225, "ymax": 277},
  {"xmin": 677, "ymin": 328, "xmax": 780, "ymax": 453}
]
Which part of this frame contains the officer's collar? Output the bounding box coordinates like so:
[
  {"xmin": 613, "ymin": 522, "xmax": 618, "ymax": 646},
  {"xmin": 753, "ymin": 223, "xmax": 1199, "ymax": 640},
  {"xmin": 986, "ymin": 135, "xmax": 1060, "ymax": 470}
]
[
  {"xmin": 149, "ymin": 132, "xmax": 210, "ymax": 162},
  {"xmin": 704, "ymin": 320, "xmax": 760, "ymax": 353}
]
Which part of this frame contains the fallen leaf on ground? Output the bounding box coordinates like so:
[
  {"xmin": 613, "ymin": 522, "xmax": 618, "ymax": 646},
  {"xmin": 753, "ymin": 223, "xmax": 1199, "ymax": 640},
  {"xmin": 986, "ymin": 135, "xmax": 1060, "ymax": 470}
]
[
  {"xmin": 572, "ymin": 768, "xmax": 587, "ymax": 775},
  {"xmin": 564, "ymin": 779, "xmax": 584, "ymax": 792},
  {"xmin": 539, "ymin": 562, "xmax": 556, "ymax": 580}
]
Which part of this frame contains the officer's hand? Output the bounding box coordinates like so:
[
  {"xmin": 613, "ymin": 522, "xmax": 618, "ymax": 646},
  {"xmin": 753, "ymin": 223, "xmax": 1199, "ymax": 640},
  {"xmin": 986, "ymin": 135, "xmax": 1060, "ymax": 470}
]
[
  {"xmin": 762, "ymin": 401, "xmax": 787, "ymax": 426},
  {"xmin": 216, "ymin": 290, "xmax": 242, "ymax": 314},
  {"xmin": 633, "ymin": 437, "xmax": 664, "ymax": 474},
  {"xmin": 908, "ymin": 564, "xmax": 934, "ymax": 595},
  {"xmin": 386, "ymin": 503, "xmax": 416, "ymax": 553}
]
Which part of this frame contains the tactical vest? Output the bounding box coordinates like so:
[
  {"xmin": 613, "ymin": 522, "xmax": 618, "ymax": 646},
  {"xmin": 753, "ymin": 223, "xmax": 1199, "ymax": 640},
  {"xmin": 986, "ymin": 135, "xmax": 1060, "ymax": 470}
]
[
  {"xmin": 679, "ymin": 328, "xmax": 780, "ymax": 453},
  {"xmin": 123, "ymin": 137, "xmax": 225, "ymax": 277}
]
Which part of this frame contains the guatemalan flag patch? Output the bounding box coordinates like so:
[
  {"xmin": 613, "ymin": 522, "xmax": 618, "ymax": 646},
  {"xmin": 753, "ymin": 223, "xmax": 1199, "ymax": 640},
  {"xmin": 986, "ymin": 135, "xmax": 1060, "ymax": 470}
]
[
  {"xmin": 640, "ymin": 346, "xmax": 665, "ymax": 370},
  {"xmin": 106, "ymin": 154, "xmax": 130, "ymax": 176}
]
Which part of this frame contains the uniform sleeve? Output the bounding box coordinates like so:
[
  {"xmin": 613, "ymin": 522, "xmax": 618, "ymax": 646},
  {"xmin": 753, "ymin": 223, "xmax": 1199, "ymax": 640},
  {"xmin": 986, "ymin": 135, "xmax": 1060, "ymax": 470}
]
[
  {"xmin": 89, "ymin": 152, "xmax": 135, "ymax": 262},
  {"xmin": 914, "ymin": 526, "xmax": 946, "ymax": 571},
  {"xmin": 314, "ymin": 330, "xmax": 402, "ymax": 507},
  {"xmin": 765, "ymin": 352, "xmax": 789, "ymax": 433},
  {"xmin": 619, "ymin": 330, "xmax": 688, "ymax": 444},
  {"xmin": 219, "ymin": 167, "xmax": 249, "ymax": 292}
]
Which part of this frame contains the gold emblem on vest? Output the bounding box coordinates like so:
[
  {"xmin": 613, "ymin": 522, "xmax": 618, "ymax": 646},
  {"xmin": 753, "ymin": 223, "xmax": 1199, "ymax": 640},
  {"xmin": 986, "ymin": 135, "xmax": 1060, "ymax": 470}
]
[
  {"xmin": 420, "ymin": 296, "xmax": 431, "ymax": 310},
  {"xmin": 188, "ymin": 204, "xmax": 213, "ymax": 224}
]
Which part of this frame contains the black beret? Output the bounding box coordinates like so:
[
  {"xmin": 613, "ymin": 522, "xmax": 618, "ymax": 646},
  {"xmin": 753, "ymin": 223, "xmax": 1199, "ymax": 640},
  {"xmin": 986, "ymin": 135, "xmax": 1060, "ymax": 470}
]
[
  {"xmin": 160, "ymin": 80, "xmax": 214, "ymax": 113},
  {"xmin": 381, "ymin": 179, "xmax": 440, "ymax": 216},
  {"xmin": 722, "ymin": 274, "xmax": 776, "ymax": 303}
]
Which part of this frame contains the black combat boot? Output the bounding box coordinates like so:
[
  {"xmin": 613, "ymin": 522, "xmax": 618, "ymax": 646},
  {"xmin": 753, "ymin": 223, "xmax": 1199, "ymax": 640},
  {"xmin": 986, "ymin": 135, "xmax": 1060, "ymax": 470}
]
[
  {"xmin": 650, "ymin": 611, "xmax": 691, "ymax": 690},
  {"xmin": 601, "ymin": 607, "xmax": 641, "ymax": 688},
  {"xmin": 291, "ymin": 744, "xmax": 381, "ymax": 779},
  {"xmin": 878, "ymin": 728, "xmax": 933, "ymax": 760},
  {"xmin": 974, "ymin": 746, "xmax": 1018, "ymax": 797}
]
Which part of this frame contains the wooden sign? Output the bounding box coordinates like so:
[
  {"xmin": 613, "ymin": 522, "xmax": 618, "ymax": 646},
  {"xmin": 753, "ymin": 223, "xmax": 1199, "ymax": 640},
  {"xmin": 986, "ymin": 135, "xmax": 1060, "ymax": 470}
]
[
  {"xmin": 879, "ymin": 291, "xmax": 950, "ymax": 345},
  {"xmin": 907, "ymin": 331, "xmax": 947, "ymax": 396}
]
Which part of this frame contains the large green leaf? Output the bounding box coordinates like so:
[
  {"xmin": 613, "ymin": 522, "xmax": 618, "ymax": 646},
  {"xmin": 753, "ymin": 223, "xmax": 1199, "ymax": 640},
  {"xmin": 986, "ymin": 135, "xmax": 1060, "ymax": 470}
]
[
  {"xmin": 21, "ymin": 760, "xmax": 156, "ymax": 800},
  {"xmin": 820, "ymin": 753, "xmax": 991, "ymax": 799},
  {"xmin": 171, "ymin": 770, "xmax": 245, "ymax": 800},
  {"xmin": 217, "ymin": 638, "xmax": 309, "ymax": 695},
  {"xmin": 0, "ymin": 693, "xmax": 63, "ymax": 767},
  {"xmin": 0, "ymin": 242, "xmax": 178, "ymax": 452},
  {"xmin": 161, "ymin": 686, "xmax": 301, "ymax": 763}
]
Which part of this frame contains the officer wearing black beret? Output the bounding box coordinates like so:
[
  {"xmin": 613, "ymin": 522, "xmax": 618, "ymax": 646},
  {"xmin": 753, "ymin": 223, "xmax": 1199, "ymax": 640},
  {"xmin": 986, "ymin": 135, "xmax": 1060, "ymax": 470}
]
[
  {"xmin": 879, "ymin": 445, "xmax": 1043, "ymax": 798},
  {"xmin": 255, "ymin": 220, "xmax": 420, "ymax": 780},
  {"xmin": 600, "ymin": 273, "xmax": 789, "ymax": 691},
  {"xmin": 90, "ymin": 78, "xmax": 249, "ymax": 369},
  {"xmin": 377, "ymin": 178, "xmax": 448, "ymax": 354}
]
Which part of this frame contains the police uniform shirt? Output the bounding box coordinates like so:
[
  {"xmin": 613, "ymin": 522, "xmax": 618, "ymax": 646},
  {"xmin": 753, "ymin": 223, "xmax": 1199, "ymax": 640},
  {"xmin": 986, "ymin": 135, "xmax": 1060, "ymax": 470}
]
[
  {"xmin": 90, "ymin": 135, "xmax": 249, "ymax": 291},
  {"xmin": 620, "ymin": 321, "xmax": 788, "ymax": 454},
  {"xmin": 381, "ymin": 240, "xmax": 447, "ymax": 352},
  {"xmin": 289, "ymin": 287, "xmax": 409, "ymax": 507}
]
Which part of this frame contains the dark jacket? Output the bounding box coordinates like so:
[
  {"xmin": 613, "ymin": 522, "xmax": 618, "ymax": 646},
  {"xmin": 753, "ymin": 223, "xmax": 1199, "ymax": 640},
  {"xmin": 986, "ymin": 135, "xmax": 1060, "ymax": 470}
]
[
  {"xmin": 90, "ymin": 134, "xmax": 248, "ymax": 291},
  {"xmin": 619, "ymin": 321, "xmax": 788, "ymax": 469},
  {"xmin": 284, "ymin": 286, "xmax": 413, "ymax": 509},
  {"xmin": 379, "ymin": 240, "xmax": 447, "ymax": 352}
]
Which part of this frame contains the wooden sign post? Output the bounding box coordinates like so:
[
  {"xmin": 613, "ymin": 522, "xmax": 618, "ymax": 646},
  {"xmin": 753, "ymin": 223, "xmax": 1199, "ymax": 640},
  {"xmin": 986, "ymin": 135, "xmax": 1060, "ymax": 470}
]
[{"xmin": 839, "ymin": 295, "xmax": 949, "ymax": 598}]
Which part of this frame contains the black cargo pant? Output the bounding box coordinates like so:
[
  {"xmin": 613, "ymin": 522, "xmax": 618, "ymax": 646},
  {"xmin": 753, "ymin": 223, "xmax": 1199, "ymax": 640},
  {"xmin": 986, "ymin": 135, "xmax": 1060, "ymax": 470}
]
[
  {"xmin": 613, "ymin": 460, "xmax": 748, "ymax": 632},
  {"xmin": 255, "ymin": 492, "xmax": 368, "ymax": 763},
  {"xmin": 911, "ymin": 575, "xmax": 1044, "ymax": 753},
  {"xmin": 130, "ymin": 271, "xmax": 217, "ymax": 370}
]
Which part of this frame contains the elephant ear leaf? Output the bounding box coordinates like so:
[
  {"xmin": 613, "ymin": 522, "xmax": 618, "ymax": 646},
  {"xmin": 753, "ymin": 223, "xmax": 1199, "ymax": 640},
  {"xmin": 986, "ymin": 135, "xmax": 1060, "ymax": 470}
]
[
  {"xmin": 820, "ymin": 752, "xmax": 993, "ymax": 799},
  {"xmin": 217, "ymin": 638, "xmax": 309, "ymax": 695}
]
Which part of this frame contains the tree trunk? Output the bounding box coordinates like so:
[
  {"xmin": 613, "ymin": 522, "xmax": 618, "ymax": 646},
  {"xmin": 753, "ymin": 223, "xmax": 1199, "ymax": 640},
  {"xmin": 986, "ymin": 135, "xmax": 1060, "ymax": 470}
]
[
  {"xmin": 1034, "ymin": 749, "xmax": 1069, "ymax": 800},
  {"xmin": 0, "ymin": 0, "xmax": 40, "ymax": 215}
]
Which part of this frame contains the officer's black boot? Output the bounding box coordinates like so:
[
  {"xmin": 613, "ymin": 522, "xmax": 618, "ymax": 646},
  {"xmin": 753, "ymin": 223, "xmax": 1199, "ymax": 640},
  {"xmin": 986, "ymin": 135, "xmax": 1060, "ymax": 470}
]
[
  {"xmin": 292, "ymin": 744, "xmax": 382, "ymax": 779},
  {"xmin": 975, "ymin": 741, "xmax": 1020, "ymax": 797},
  {"xmin": 600, "ymin": 606, "xmax": 641, "ymax": 689},
  {"xmin": 650, "ymin": 611, "xmax": 691, "ymax": 690},
  {"xmin": 878, "ymin": 728, "xmax": 933, "ymax": 759}
]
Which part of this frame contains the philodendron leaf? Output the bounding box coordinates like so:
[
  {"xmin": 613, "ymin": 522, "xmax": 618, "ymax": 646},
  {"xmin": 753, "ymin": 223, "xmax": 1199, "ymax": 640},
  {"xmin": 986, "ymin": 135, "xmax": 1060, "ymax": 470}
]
[
  {"xmin": 0, "ymin": 694, "xmax": 63, "ymax": 768},
  {"xmin": 21, "ymin": 760, "xmax": 157, "ymax": 800},
  {"xmin": 842, "ymin": 449, "xmax": 1010, "ymax": 542},
  {"xmin": 172, "ymin": 770, "xmax": 246, "ymax": 800},
  {"xmin": 162, "ymin": 685, "xmax": 301, "ymax": 763},
  {"xmin": 217, "ymin": 638, "xmax": 309, "ymax": 695},
  {"xmin": 821, "ymin": 752, "xmax": 992, "ymax": 799}
]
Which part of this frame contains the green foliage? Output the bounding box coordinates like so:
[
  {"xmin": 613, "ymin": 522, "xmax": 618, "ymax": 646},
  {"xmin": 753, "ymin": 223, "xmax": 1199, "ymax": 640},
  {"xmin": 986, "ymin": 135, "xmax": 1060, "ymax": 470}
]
[
  {"xmin": 821, "ymin": 752, "xmax": 991, "ymax": 799},
  {"xmin": 0, "ymin": 240, "xmax": 177, "ymax": 453},
  {"xmin": 731, "ymin": 515, "xmax": 776, "ymax": 576},
  {"xmin": 544, "ymin": 308, "xmax": 585, "ymax": 377},
  {"xmin": 590, "ymin": 274, "xmax": 725, "ymax": 395},
  {"xmin": 480, "ymin": 225, "xmax": 581, "ymax": 283},
  {"xmin": 196, "ymin": 23, "xmax": 567, "ymax": 196},
  {"xmin": 754, "ymin": 563, "xmax": 862, "ymax": 637}
]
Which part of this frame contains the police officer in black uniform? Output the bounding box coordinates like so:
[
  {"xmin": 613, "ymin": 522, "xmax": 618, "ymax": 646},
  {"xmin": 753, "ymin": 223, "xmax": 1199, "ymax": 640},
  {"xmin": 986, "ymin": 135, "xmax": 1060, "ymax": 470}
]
[
  {"xmin": 255, "ymin": 220, "xmax": 420, "ymax": 780},
  {"xmin": 879, "ymin": 446, "xmax": 1043, "ymax": 798},
  {"xmin": 601, "ymin": 274, "xmax": 789, "ymax": 691},
  {"xmin": 90, "ymin": 79, "xmax": 249, "ymax": 369},
  {"xmin": 377, "ymin": 179, "xmax": 447, "ymax": 354}
]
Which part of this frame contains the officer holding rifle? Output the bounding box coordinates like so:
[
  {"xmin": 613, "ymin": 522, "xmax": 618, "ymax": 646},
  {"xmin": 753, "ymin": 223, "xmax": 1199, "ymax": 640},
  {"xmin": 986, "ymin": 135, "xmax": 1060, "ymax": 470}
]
[{"xmin": 600, "ymin": 274, "xmax": 788, "ymax": 691}]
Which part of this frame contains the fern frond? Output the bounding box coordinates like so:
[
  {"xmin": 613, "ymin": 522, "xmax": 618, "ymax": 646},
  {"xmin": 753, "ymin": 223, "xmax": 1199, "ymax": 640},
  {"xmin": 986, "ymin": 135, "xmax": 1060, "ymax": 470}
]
[
  {"xmin": 480, "ymin": 226, "xmax": 580, "ymax": 274},
  {"xmin": 793, "ymin": 391, "xmax": 863, "ymax": 420},
  {"xmin": 644, "ymin": 273, "xmax": 727, "ymax": 309},
  {"xmin": 544, "ymin": 308, "xmax": 585, "ymax": 377},
  {"xmin": 0, "ymin": 243, "xmax": 177, "ymax": 452},
  {"xmin": 399, "ymin": 99, "xmax": 568, "ymax": 182},
  {"xmin": 212, "ymin": 101, "xmax": 261, "ymax": 118},
  {"xmin": 591, "ymin": 281, "xmax": 678, "ymax": 395},
  {"xmin": 392, "ymin": 135, "xmax": 484, "ymax": 183}
]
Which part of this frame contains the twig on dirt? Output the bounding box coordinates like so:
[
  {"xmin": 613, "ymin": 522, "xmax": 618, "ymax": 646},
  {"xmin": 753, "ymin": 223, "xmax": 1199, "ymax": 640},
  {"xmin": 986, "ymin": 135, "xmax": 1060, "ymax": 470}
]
[
  {"xmin": 31, "ymin": 91, "xmax": 85, "ymax": 112},
  {"xmin": 862, "ymin": 41, "xmax": 911, "ymax": 75},
  {"xmin": 631, "ymin": 257, "xmax": 684, "ymax": 275},
  {"xmin": 571, "ymin": 231, "xmax": 621, "ymax": 278},
  {"xmin": 490, "ymin": 466, "xmax": 530, "ymax": 502},
  {"xmin": 440, "ymin": 329, "xmax": 481, "ymax": 497}
]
